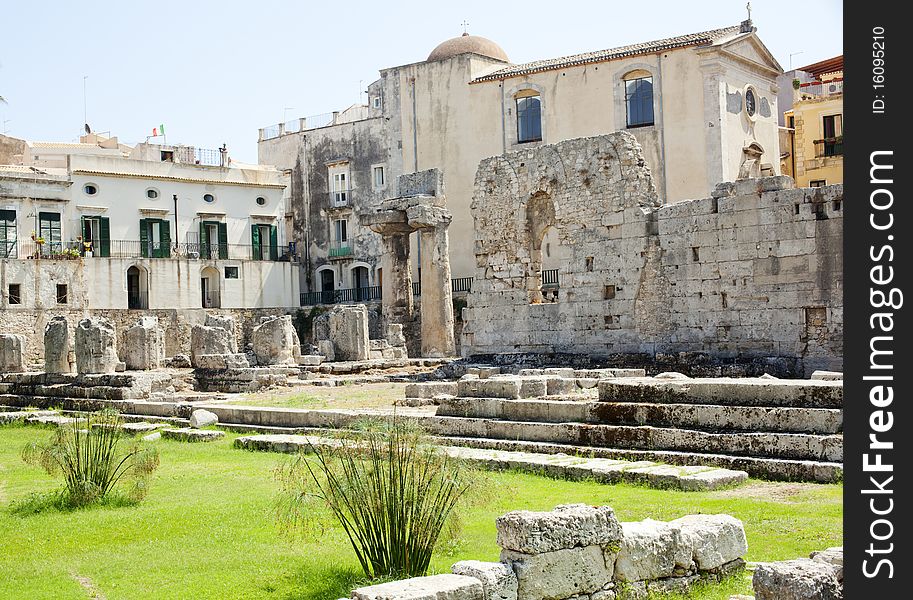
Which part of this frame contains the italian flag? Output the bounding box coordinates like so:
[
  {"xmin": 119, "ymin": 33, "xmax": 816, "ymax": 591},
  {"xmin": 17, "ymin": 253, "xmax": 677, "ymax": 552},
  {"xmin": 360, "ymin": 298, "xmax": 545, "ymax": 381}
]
[{"xmin": 152, "ymin": 124, "xmax": 165, "ymax": 136}]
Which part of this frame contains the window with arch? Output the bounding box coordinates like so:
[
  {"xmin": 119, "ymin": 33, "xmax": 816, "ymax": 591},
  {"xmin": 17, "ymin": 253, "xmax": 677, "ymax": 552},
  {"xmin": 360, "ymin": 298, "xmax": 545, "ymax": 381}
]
[
  {"xmin": 624, "ymin": 71, "xmax": 654, "ymax": 128},
  {"xmin": 516, "ymin": 92, "xmax": 542, "ymax": 143}
]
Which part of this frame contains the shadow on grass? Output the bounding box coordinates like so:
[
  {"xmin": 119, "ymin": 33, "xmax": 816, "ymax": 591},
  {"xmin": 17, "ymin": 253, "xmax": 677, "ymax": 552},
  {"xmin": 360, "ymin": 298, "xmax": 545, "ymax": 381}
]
[
  {"xmin": 277, "ymin": 563, "xmax": 369, "ymax": 600},
  {"xmin": 6, "ymin": 490, "xmax": 139, "ymax": 517}
]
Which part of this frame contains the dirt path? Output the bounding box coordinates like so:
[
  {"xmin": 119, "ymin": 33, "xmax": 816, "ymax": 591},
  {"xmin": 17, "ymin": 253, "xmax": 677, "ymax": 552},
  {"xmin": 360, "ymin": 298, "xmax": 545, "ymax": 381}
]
[{"xmin": 71, "ymin": 574, "xmax": 106, "ymax": 600}]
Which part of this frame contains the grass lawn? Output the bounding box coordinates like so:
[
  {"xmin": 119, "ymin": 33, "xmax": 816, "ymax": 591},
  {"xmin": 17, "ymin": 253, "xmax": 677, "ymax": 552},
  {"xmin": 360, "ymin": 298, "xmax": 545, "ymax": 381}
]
[
  {"xmin": 0, "ymin": 424, "xmax": 842, "ymax": 600},
  {"xmin": 231, "ymin": 382, "xmax": 407, "ymax": 410}
]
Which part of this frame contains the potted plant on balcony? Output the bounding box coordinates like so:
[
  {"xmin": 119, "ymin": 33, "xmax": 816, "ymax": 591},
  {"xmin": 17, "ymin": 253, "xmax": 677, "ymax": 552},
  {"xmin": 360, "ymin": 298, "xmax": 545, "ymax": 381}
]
[
  {"xmin": 31, "ymin": 231, "xmax": 45, "ymax": 259},
  {"xmin": 78, "ymin": 236, "xmax": 93, "ymax": 258}
]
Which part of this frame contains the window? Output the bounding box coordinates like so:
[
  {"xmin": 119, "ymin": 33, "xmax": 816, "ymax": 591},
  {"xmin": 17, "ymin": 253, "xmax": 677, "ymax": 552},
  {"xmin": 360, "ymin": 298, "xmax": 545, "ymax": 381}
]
[
  {"xmin": 810, "ymin": 180, "xmax": 827, "ymax": 187},
  {"xmin": 373, "ymin": 166, "xmax": 385, "ymax": 188},
  {"xmin": 160, "ymin": 150, "xmax": 174, "ymax": 162},
  {"xmin": 146, "ymin": 188, "xmax": 159, "ymax": 199},
  {"xmin": 372, "ymin": 96, "xmax": 382, "ymax": 109},
  {"xmin": 822, "ymin": 114, "xmax": 843, "ymax": 156},
  {"xmin": 81, "ymin": 216, "xmax": 111, "ymax": 257},
  {"xmin": 139, "ymin": 218, "xmax": 171, "ymax": 258},
  {"xmin": 84, "ymin": 184, "xmax": 98, "ymax": 195},
  {"xmin": 516, "ymin": 95, "xmax": 542, "ymax": 143},
  {"xmin": 256, "ymin": 196, "xmax": 267, "ymax": 206},
  {"xmin": 625, "ymin": 76, "xmax": 654, "ymax": 127},
  {"xmin": 203, "ymin": 193, "xmax": 215, "ymax": 203},
  {"xmin": 0, "ymin": 209, "xmax": 16, "ymax": 258},
  {"xmin": 744, "ymin": 87, "xmax": 757, "ymax": 118},
  {"xmin": 56, "ymin": 284, "xmax": 68, "ymax": 304},
  {"xmin": 199, "ymin": 220, "xmax": 227, "ymax": 259},
  {"xmin": 331, "ymin": 171, "xmax": 349, "ymax": 206},
  {"xmin": 224, "ymin": 266, "xmax": 239, "ymax": 279},
  {"xmin": 39, "ymin": 212, "xmax": 62, "ymax": 253},
  {"xmin": 334, "ymin": 219, "xmax": 348, "ymax": 242},
  {"xmin": 251, "ymin": 223, "xmax": 278, "ymax": 260},
  {"xmin": 8, "ymin": 284, "xmax": 21, "ymax": 305}
]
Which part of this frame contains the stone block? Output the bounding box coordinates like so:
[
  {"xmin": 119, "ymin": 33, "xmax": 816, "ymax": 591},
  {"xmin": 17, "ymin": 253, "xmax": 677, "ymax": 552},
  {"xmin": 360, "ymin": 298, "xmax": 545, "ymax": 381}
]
[
  {"xmin": 0, "ymin": 334, "xmax": 26, "ymax": 373},
  {"xmin": 44, "ymin": 316, "xmax": 71, "ymax": 374},
  {"xmin": 190, "ymin": 409, "xmax": 219, "ymax": 428},
  {"xmin": 317, "ymin": 340, "xmax": 336, "ymax": 361},
  {"xmin": 297, "ymin": 354, "xmax": 324, "ymax": 366},
  {"xmin": 161, "ymin": 428, "xmax": 224, "ymax": 442},
  {"xmin": 518, "ymin": 378, "xmax": 547, "ymax": 398},
  {"xmin": 405, "ymin": 381, "xmax": 459, "ymax": 399},
  {"xmin": 809, "ymin": 547, "xmax": 843, "ymax": 582},
  {"xmin": 545, "ymin": 377, "xmax": 577, "ymax": 396},
  {"xmin": 75, "ymin": 317, "xmax": 119, "ymax": 375},
  {"xmin": 458, "ymin": 378, "xmax": 521, "ymax": 400},
  {"xmin": 195, "ymin": 354, "xmax": 251, "ymax": 370},
  {"xmin": 753, "ymin": 558, "xmax": 842, "ymax": 600},
  {"xmin": 501, "ymin": 545, "xmax": 612, "ymax": 600},
  {"xmin": 328, "ymin": 305, "xmax": 370, "ymax": 361},
  {"xmin": 191, "ymin": 325, "xmax": 236, "ymax": 367},
  {"xmin": 614, "ymin": 519, "xmax": 690, "ymax": 581},
  {"xmin": 167, "ymin": 354, "xmax": 192, "ymax": 368},
  {"xmin": 451, "ymin": 560, "xmax": 518, "ymax": 600},
  {"xmin": 351, "ymin": 574, "xmax": 483, "ymax": 600},
  {"xmin": 124, "ymin": 316, "xmax": 164, "ymax": 371},
  {"xmin": 810, "ymin": 370, "xmax": 842, "ymax": 381},
  {"xmin": 205, "ymin": 314, "xmax": 235, "ymax": 332},
  {"xmin": 496, "ymin": 503, "xmax": 623, "ymax": 554},
  {"xmin": 387, "ymin": 323, "xmax": 407, "ymax": 347},
  {"xmin": 669, "ymin": 514, "xmax": 747, "ymax": 571},
  {"xmin": 252, "ymin": 315, "xmax": 299, "ymax": 366}
]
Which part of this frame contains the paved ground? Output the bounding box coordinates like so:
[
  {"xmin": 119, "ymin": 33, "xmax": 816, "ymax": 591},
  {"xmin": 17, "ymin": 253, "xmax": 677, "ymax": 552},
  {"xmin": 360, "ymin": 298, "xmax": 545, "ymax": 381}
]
[{"xmin": 222, "ymin": 381, "xmax": 408, "ymax": 410}]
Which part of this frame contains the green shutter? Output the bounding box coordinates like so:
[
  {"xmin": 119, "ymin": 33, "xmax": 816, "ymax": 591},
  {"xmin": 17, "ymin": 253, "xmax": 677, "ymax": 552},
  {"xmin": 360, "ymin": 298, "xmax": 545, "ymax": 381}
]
[
  {"xmin": 139, "ymin": 219, "xmax": 149, "ymax": 258},
  {"xmin": 99, "ymin": 217, "xmax": 111, "ymax": 257},
  {"xmin": 217, "ymin": 222, "xmax": 228, "ymax": 259},
  {"xmin": 269, "ymin": 225, "xmax": 278, "ymax": 261},
  {"xmin": 251, "ymin": 225, "xmax": 261, "ymax": 260},
  {"xmin": 160, "ymin": 220, "xmax": 171, "ymax": 258},
  {"xmin": 199, "ymin": 221, "xmax": 208, "ymax": 259}
]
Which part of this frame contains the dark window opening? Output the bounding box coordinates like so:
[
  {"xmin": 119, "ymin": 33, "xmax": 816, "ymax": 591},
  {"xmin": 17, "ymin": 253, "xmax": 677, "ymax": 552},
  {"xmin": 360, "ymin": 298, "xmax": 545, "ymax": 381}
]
[
  {"xmin": 585, "ymin": 257, "xmax": 594, "ymax": 272},
  {"xmin": 604, "ymin": 284, "xmax": 616, "ymax": 300},
  {"xmin": 516, "ymin": 95, "xmax": 542, "ymax": 143},
  {"xmin": 625, "ymin": 77, "xmax": 654, "ymax": 128},
  {"xmin": 160, "ymin": 150, "xmax": 174, "ymax": 162},
  {"xmin": 8, "ymin": 284, "xmax": 21, "ymax": 305},
  {"xmin": 692, "ymin": 247, "xmax": 700, "ymax": 262},
  {"xmin": 0, "ymin": 209, "xmax": 16, "ymax": 259},
  {"xmin": 810, "ymin": 180, "xmax": 827, "ymax": 188},
  {"xmin": 821, "ymin": 114, "xmax": 843, "ymax": 156},
  {"xmin": 39, "ymin": 212, "xmax": 62, "ymax": 254},
  {"xmin": 56, "ymin": 284, "xmax": 68, "ymax": 304},
  {"xmin": 833, "ymin": 199, "xmax": 842, "ymax": 211},
  {"xmin": 224, "ymin": 266, "xmax": 239, "ymax": 279},
  {"xmin": 794, "ymin": 204, "xmax": 801, "ymax": 215}
]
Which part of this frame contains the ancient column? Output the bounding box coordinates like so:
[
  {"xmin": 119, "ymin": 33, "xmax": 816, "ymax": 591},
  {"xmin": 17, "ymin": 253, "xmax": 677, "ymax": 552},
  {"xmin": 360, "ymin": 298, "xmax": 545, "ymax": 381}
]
[
  {"xmin": 375, "ymin": 224, "xmax": 414, "ymax": 330},
  {"xmin": 409, "ymin": 205, "xmax": 455, "ymax": 357},
  {"xmin": 44, "ymin": 316, "xmax": 72, "ymax": 374}
]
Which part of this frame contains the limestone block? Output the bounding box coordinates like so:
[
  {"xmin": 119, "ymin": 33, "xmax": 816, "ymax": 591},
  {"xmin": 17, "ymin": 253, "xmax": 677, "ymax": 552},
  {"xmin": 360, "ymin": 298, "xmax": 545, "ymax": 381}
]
[
  {"xmin": 614, "ymin": 519, "xmax": 689, "ymax": 582},
  {"xmin": 501, "ymin": 545, "xmax": 611, "ymax": 600},
  {"xmin": 810, "ymin": 370, "xmax": 842, "ymax": 381},
  {"xmin": 351, "ymin": 574, "xmax": 483, "ymax": 600},
  {"xmin": 167, "ymin": 354, "xmax": 192, "ymax": 368},
  {"xmin": 252, "ymin": 315, "xmax": 299, "ymax": 366},
  {"xmin": 75, "ymin": 317, "xmax": 119, "ymax": 375},
  {"xmin": 317, "ymin": 340, "xmax": 336, "ymax": 362},
  {"xmin": 124, "ymin": 316, "xmax": 164, "ymax": 371},
  {"xmin": 545, "ymin": 377, "xmax": 577, "ymax": 396},
  {"xmin": 645, "ymin": 575, "xmax": 699, "ymax": 596},
  {"xmin": 297, "ymin": 354, "xmax": 324, "ymax": 366},
  {"xmin": 44, "ymin": 316, "xmax": 71, "ymax": 374},
  {"xmin": 809, "ymin": 547, "xmax": 843, "ymax": 582},
  {"xmin": 459, "ymin": 378, "xmax": 521, "ymax": 400},
  {"xmin": 161, "ymin": 428, "xmax": 224, "ymax": 442},
  {"xmin": 496, "ymin": 504, "xmax": 623, "ymax": 554},
  {"xmin": 405, "ymin": 381, "xmax": 459, "ymax": 399},
  {"xmin": 328, "ymin": 305, "xmax": 370, "ymax": 361},
  {"xmin": 387, "ymin": 323, "xmax": 407, "ymax": 347},
  {"xmin": 190, "ymin": 409, "xmax": 219, "ymax": 429},
  {"xmin": 669, "ymin": 514, "xmax": 747, "ymax": 571},
  {"xmin": 0, "ymin": 334, "xmax": 26, "ymax": 373},
  {"xmin": 451, "ymin": 560, "xmax": 518, "ymax": 600},
  {"xmin": 205, "ymin": 314, "xmax": 235, "ymax": 332},
  {"xmin": 191, "ymin": 325, "xmax": 236, "ymax": 367},
  {"xmin": 542, "ymin": 368, "xmax": 575, "ymax": 378},
  {"xmin": 753, "ymin": 558, "xmax": 841, "ymax": 600},
  {"xmin": 516, "ymin": 377, "xmax": 547, "ymax": 398}
]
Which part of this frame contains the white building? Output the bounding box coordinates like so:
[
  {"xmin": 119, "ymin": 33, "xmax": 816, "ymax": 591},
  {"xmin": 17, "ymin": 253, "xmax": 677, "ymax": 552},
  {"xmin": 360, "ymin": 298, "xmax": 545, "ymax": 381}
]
[{"xmin": 0, "ymin": 136, "xmax": 299, "ymax": 311}]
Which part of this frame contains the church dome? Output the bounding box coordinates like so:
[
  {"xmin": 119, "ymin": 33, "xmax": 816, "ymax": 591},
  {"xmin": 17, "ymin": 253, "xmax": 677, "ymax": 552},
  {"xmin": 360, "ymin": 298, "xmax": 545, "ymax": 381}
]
[{"xmin": 426, "ymin": 33, "xmax": 509, "ymax": 63}]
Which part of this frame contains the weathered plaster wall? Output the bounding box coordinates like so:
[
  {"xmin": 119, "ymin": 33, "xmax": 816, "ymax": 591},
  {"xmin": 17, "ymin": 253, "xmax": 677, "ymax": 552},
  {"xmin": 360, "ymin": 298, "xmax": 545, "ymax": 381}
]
[{"xmin": 462, "ymin": 133, "xmax": 842, "ymax": 375}]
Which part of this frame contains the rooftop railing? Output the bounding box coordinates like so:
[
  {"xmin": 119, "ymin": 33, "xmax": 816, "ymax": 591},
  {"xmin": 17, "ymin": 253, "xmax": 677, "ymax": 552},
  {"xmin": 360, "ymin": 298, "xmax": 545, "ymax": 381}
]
[
  {"xmin": 259, "ymin": 112, "xmax": 340, "ymax": 141},
  {"xmin": 797, "ymin": 79, "xmax": 843, "ymax": 99}
]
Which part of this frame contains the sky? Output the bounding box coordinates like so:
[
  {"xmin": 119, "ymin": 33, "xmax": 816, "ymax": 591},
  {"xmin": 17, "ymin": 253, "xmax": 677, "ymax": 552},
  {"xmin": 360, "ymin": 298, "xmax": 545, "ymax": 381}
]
[{"xmin": 0, "ymin": 0, "xmax": 843, "ymax": 164}]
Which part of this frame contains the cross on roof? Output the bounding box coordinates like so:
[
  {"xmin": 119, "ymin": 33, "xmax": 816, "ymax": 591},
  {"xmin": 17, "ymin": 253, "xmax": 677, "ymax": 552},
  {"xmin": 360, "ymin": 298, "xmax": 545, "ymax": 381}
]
[{"xmin": 461, "ymin": 20, "xmax": 470, "ymax": 35}]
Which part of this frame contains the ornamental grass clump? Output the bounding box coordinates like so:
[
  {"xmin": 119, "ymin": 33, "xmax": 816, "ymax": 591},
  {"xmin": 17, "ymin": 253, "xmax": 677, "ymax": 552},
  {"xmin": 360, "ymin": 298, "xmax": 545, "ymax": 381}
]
[
  {"xmin": 276, "ymin": 420, "xmax": 474, "ymax": 579},
  {"xmin": 21, "ymin": 410, "xmax": 159, "ymax": 508}
]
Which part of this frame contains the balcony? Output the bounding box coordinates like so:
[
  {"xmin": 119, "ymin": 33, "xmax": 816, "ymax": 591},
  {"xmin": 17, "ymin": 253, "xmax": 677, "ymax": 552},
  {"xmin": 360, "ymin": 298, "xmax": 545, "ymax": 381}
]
[
  {"xmin": 328, "ymin": 240, "xmax": 353, "ymax": 258},
  {"xmin": 301, "ymin": 277, "xmax": 475, "ymax": 306},
  {"xmin": 813, "ymin": 137, "xmax": 844, "ymax": 158},
  {"xmin": 328, "ymin": 190, "xmax": 352, "ymax": 209},
  {"xmin": 797, "ymin": 79, "xmax": 843, "ymax": 100},
  {"xmin": 11, "ymin": 239, "xmax": 297, "ymax": 262}
]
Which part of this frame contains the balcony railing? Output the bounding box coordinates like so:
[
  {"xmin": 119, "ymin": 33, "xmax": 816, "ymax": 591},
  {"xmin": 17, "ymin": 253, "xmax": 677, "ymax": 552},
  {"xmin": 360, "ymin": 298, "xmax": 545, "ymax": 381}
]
[
  {"xmin": 542, "ymin": 269, "xmax": 560, "ymax": 287},
  {"xmin": 797, "ymin": 79, "xmax": 843, "ymax": 99},
  {"xmin": 329, "ymin": 190, "xmax": 351, "ymax": 208},
  {"xmin": 813, "ymin": 137, "xmax": 844, "ymax": 158},
  {"xmin": 329, "ymin": 240, "xmax": 353, "ymax": 258},
  {"xmin": 10, "ymin": 239, "xmax": 297, "ymax": 262},
  {"xmin": 301, "ymin": 277, "xmax": 475, "ymax": 306}
]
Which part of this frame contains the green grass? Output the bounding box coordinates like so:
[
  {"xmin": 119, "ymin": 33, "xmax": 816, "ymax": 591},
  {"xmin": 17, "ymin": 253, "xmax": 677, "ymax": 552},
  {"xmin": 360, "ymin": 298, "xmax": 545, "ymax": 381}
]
[{"xmin": 0, "ymin": 424, "xmax": 842, "ymax": 600}]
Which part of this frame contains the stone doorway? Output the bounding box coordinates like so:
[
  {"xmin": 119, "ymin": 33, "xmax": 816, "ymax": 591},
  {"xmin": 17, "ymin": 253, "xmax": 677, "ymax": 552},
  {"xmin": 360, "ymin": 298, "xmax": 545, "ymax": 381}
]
[
  {"xmin": 127, "ymin": 265, "xmax": 149, "ymax": 309},
  {"xmin": 201, "ymin": 266, "xmax": 221, "ymax": 308}
]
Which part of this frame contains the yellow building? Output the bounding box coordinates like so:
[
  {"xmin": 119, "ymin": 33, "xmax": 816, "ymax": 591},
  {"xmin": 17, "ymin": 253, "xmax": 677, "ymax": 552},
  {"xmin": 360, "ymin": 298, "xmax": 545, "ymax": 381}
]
[{"xmin": 781, "ymin": 56, "xmax": 843, "ymax": 187}]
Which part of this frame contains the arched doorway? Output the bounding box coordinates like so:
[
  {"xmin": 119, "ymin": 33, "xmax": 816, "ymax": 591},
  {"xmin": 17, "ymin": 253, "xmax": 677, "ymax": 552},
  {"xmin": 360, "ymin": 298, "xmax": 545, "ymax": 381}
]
[
  {"xmin": 352, "ymin": 265, "xmax": 370, "ymax": 301},
  {"xmin": 525, "ymin": 191, "xmax": 557, "ymax": 303},
  {"xmin": 201, "ymin": 266, "xmax": 221, "ymax": 308},
  {"xmin": 127, "ymin": 265, "xmax": 149, "ymax": 309},
  {"xmin": 318, "ymin": 268, "xmax": 335, "ymax": 304}
]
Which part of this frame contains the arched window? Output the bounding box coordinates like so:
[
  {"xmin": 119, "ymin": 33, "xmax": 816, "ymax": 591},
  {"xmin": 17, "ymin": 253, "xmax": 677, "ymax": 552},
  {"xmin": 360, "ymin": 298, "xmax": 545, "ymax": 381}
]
[
  {"xmin": 516, "ymin": 92, "xmax": 542, "ymax": 143},
  {"xmin": 624, "ymin": 71, "xmax": 654, "ymax": 128}
]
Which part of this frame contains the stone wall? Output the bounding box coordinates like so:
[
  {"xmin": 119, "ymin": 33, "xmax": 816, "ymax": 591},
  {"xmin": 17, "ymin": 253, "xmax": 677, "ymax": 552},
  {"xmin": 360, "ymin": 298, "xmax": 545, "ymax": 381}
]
[
  {"xmin": 0, "ymin": 307, "xmax": 296, "ymax": 366},
  {"xmin": 351, "ymin": 503, "xmax": 747, "ymax": 600},
  {"xmin": 462, "ymin": 133, "xmax": 843, "ymax": 375}
]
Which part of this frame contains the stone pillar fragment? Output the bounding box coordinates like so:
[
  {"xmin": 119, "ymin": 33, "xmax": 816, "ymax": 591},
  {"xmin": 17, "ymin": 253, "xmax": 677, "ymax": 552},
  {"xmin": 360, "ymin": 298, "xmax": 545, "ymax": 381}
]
[
  {"xmin": 328, "ymin": 304, "xmax": 369, "ymax": 361},
  {"xmin": 410, "ymin": 204, "xmax": 455, "ymax": 358},
  {"xmin": 379, "ymin": 229, "xmax": 414, "ymax": 329},
  {"xmin": 44, "ymin": 316, "xmax": 71, "ymax": 374},
  {"xmin": 0, "ymin": 334, "xmax": 26, "ymax": 373},
  {"xmin": 124, "ymin": 316, "xmax": 164, "ymax": 371},
  {"xmin": 190, "ymin": 325, "xmax": 236, "ymax": 368},
  {"xmin": 251, "ymin": 315, "xmax": 300, "ymax": 366},
  {"xmin": 75, "ymin": 317, "xmax": 119, "ymax": 374}
]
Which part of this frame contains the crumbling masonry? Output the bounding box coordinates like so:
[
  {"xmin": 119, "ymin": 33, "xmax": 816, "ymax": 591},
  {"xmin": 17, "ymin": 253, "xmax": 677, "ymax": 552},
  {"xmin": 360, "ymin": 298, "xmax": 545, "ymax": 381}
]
[{"xmin": 461, "ymin": 133, "xmax": 842, "ymax": 375}]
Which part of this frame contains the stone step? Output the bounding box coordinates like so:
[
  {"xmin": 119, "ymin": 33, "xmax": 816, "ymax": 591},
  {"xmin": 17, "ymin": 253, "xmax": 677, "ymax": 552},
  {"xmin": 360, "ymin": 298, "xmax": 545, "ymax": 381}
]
[
  {"xmin": 598, "ymin": 378, "xmax": 843, "ymax": 408},
  {"xmin": 160, "ymin": 428, "xmax": 224, "ymax": 442},
  {"xmin": 426, "ymin": 416, "xmax": 842, "ymax": 463},
  {"xmin": 436, "ymin": 397, "xmax": 842, "ymax": 434},
  {"xmin": 0, "ymin": 409, "xmax": 59, "ymax": 424},
  {"xmin": 232, "ymin": 434, "xmax": 749, "ymax": 492}
]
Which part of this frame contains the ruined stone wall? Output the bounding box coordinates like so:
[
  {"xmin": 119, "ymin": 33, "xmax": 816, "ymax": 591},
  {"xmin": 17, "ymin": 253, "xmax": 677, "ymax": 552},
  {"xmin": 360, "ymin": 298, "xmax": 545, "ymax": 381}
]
[
  {"xmin": 462, "ymin": 133, "xmax": 842, "ymax": 375},
  {"xmin": 0, "ymin": 307, "xmax": 297, "ymax": 366}
]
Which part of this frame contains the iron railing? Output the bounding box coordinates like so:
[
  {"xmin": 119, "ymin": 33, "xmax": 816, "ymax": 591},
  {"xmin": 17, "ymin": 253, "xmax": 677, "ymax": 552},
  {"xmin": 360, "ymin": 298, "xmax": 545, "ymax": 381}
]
[
  {"xmin": 542, "ymin": 269, "xmax": 560, "ymax": 287},
  {"xmin": 814, "ymin": 138, "xmax": 844, "ymax": 158},
  {"xmin": 798, "ymin": 79, "xmax": 844, "ymax": 99},
  {"xmin": 328, "ymin": 240, "xmax": 353, "ymax": 258},
  {"xmin": 452, "ymin": 276, "xmax": 473, "ymax": 293},
  {"xmin": 301, "ymin": 286, "xmax": 381, "ymax": 306},
  {"xmin": 328, "ymin": 190, "xmax": 351, "ymax": 208}
]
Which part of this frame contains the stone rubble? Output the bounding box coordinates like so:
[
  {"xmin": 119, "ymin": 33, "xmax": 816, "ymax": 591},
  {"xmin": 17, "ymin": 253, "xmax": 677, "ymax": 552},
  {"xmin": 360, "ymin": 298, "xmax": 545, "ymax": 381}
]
[
  {"xmin": 189, "ymin": 409, "xmax": 219, "ymax": 429},
  {"xmin": 74, "ymin": 317, "xmax": 119, "ymax": 375},
  {"xmin": 752, "ymin": 547, "xmax": 843, "ymax": 600},
  {"xmin": 0, "ymin": 333, "xmax": 26, "ymax": 373}
]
